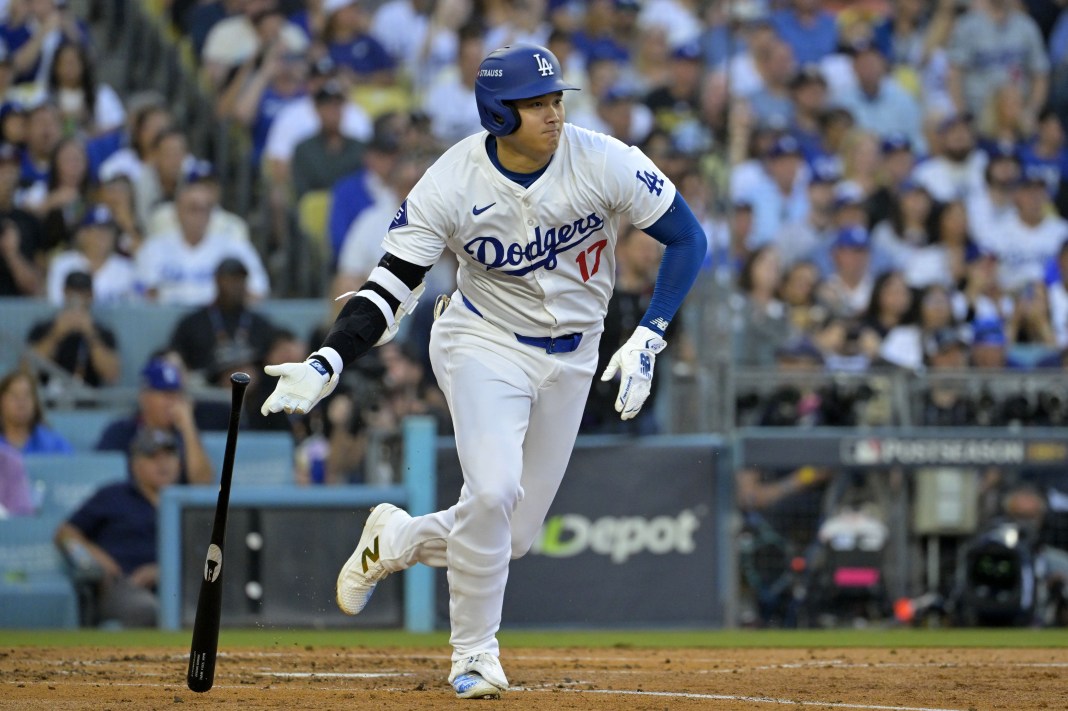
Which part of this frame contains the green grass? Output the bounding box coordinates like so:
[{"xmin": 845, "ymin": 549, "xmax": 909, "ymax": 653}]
[{"xmin": 1, "ymin": 628, "xmax": 1067, "ymax": 649}]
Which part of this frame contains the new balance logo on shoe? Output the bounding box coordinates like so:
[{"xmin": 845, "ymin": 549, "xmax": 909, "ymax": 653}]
[{"xmin": 361, "ymin": 537, "xmax": 380, "ymax": 573}]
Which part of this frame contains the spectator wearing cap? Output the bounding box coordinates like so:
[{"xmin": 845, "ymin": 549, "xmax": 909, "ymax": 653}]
[
  {"xmin": 912, "ymin": 113, "xmax": 986, "ymax": 203},
  {"xmin": 946, "ymin": 0, "xmax": 1049, "ymax": 125},
  {"xmin": 967, "ymin": 145, "xmax": 1022, "ymax": 246},
  {"xmin": 732, "ymin": 134, "xmax": 809, "ymax": 249},
  {"xmin": 832, "ymin": 40, "xmax": 926, "ymax": 156},
  {"xmin": 37, "ymin": 136, "xmax": 91, "ymax": 251},
  {"xmin": 420, "ymin": 24, "xmax": 485, "ymax": 145},
  {"xmin": 137, "ymin": 174, "xmax": 269, "ymax": 305},
  {"xmin": 201, "ymin": 0, "xmax": 309, "ymax": 90},
  {"xmin": 262, "ymin": 53, "xmax": 372, "ymax": 187},
  {"xmin": 741, "ymin": 38, "xmax": 796, "ymax": 131},
  {"xmin": 643, "ymin": 39, "xmax": 705, "ymax": 138},
  {"xmin": 28, "ymin": 269, "xmax": 121, "ymax": 389},
  {"xmin": 96, "ymin": 356, "xmax": 212, "ymax": 485},
  {"xmin": 770, "ymin": 0, "xmax": 838, "ymax": 66},
  {"xmin": 980, "ymin": 166, "xmax": 1068, "ymax": 294},
  {"xmin": 0, "ymin": 140, "xmax": 44, "ymax": 296},
  {"xmin": 817, "ymin": 226, "xmax": 876, "ymax": 318},
  {"xmin": 0, "ymin": 368, "xmax": 73, "ymax": 454},
  {"xmin": 168, "ymin": 257, "xmax": 279, "ymax": 387},
  {"xmin": 44, "ymin": 202, "xmax": 133, "ymax": 303},
  {"xmin": 290, "ymin": 78, "xmax": 367, "ymax": 201},
  {"xmin": 55, "ymin": 427, "xmax": 181, "ymax": 627},
  {"xmin": 146, "ymin": 159, "xmax": 250, "ymax": 246}
]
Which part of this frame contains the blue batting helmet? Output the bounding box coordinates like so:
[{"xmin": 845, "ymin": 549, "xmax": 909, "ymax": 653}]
[{"xmin": 474, "ymin": 43, "xmax": 578, "ymax": 137}]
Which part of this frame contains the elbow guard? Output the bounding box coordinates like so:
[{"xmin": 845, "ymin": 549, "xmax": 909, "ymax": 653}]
[{"xmin": 335, "ymin": 265, "xmax": 426, "ymax": 346}]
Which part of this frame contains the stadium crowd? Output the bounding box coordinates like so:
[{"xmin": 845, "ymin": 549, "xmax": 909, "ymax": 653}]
[{"xmin": 0, "ymin": 0, "xmax": 1067, "ymax": 465}]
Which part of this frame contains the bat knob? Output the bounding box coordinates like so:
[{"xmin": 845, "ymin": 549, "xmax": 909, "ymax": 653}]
[{"xmin": 231, "ymin": 372, "xmax": 251, "ymax": 386}]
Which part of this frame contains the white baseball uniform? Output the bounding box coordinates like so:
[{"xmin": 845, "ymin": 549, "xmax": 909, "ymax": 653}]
[{"xmin": 375, "ymin": 123, "xmax": 676, "ymax": 659}]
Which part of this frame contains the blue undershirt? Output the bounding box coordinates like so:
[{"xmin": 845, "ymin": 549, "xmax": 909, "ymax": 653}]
[
  {"xmin": 485, "ymin": 137, "xmax": 705, "ymax": 337},
  {"xmin": 640, "ymin": 192, "xmax": 706, "ymax": 335}
]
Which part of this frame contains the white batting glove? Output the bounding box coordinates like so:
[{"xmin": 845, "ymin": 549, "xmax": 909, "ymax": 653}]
[
  {"xmin": 261, "ymin": 358, "xmax": 339, "ymax": 415},
  {"xmin": 600, "ymin": 326, "xmax": 667, "ymax": 421}
]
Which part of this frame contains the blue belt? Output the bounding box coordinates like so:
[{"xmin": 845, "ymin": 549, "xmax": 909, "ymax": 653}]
[{"xmin": 460, "ymin": 292, "xmax": 583, "ymax": 354}]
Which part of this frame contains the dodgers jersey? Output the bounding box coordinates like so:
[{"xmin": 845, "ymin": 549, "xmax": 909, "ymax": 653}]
[{"xmin": 382, "ymin": 123, "xmax": 677, "ymax": 336}]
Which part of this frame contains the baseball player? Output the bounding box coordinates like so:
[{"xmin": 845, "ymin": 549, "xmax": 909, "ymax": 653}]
[{"xmin": 261, "ymin": 43, "xmax": 706, "ymax": 699}]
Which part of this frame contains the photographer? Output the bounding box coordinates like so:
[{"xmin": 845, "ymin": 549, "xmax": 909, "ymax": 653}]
[{"xmin": 27, "ymin": 270, "xmax": 120, "ymax": 389}]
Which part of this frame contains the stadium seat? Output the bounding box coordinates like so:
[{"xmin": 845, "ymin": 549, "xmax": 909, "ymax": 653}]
[
  {"xmin": 297, "ymin": 190, "xmax": 332, "ymax": 249},
  {"xmin": 47, "ymin": 409, "xmax": 130, "ymax": 451},
  {"xmin": 201, "ymin": 430, "xmax": 295, "ymax": 486},
  {"xmin": 0, "ymin": 297, "xmax": 56, "ymax": 376},
  {"xmin": 0, "ymin": 513, "xmax": 80, "ymax": 629},
  {"xmin": 94, "ymin": 303, "xmax": 189, "ymax": 387},
  {"xmin": 24, "ymin": 452, "xmax": 127, "ymax": 517}
]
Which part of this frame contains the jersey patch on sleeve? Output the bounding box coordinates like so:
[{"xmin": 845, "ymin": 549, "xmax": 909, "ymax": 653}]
[{"xmin": 389, "ymin": 199, "xmax": 409, "ymax": 231}]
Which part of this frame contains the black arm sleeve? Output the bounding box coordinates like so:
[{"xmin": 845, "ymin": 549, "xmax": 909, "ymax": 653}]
[{"xmin": 315, "ymin": 253, "xmax": 432, "ymax": 370}]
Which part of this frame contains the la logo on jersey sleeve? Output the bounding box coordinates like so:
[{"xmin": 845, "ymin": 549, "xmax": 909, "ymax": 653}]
[{"xmin": 389, "ymin": 199, "xmax": 409, "ymax": 231}]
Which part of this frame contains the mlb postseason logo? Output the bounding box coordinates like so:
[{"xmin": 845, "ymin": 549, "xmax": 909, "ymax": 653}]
[{"xmin": 533, "ymin": 53, "xmax": 554, "ymax": 76}]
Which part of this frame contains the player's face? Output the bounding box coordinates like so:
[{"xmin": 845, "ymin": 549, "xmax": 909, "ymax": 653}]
[{"xmin": 500, "ymin": 91, "xmax": 566, "ymax": 168}]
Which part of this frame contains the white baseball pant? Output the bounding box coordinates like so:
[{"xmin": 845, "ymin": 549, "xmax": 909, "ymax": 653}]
[{"xmin": 381, "ymin": 293, "xmax": 600, "ymax": 660}]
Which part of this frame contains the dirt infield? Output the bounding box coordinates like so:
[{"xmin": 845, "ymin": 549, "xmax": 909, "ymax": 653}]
[{"xmin": 2, "ymin": 645, "xmax": 1066, "ymax": 710}]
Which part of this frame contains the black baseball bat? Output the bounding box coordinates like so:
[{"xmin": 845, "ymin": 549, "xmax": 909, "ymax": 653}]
[{"xmin": 187, "ymin": 371, "xmax": 250, "ymax": 693}]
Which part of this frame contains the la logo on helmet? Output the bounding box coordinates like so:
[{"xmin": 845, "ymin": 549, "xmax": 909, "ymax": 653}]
[{"xmin": 533, "ymin": 53, "xmax": 554, "ymax": 77}]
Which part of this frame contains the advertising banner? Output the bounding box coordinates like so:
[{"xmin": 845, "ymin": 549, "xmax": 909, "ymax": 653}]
[{"xmin": 435, "ymin": 438, "xmax": 728, "ymax": 627}]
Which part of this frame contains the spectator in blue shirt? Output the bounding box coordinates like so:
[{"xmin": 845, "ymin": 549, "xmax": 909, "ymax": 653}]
[
  {"xmin": 96, "ymin": 357, "xmax": 213, "ymax": 485},
  {"xmin": 771, "ymin": 0, "xmax": 839, "ymax": 66},
  {"xmin": 323, "ymin": 0, "xmax": 396, "ymax": 81},
  {"xmin": 0, "ymin": 0, "xmax": 90, "ymax": 86},
  {"xmin": 54, "ymin": 428, "xmax": 181, "ymax": 627},
  {"xmin": 0, "ymin": 369, "xmax": 72, "ymax": 455}
]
